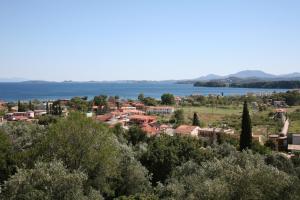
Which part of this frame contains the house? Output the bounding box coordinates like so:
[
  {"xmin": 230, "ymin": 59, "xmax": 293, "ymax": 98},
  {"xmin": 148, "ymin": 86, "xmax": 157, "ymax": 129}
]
[
  {"xmin": 252, "ymin": 134, "xmax": 263, "ymax": 144},
  {"xmin": 34, "ymin": 110, "xmax": 47, "ymax": 116},
  {"xmin": 273, "ymin": 100, "xmax": 287, "ymax": 108},
  {"xmin": 146, "ymin": 106, "xmax": 175, "ymax": 115},
  {"xmin": 159, "ymin": 124, "xmax": 175, "ymax": 136},
  {"xmin": 86, "ymin": 112, "xmax": 93, "ymax": 118},
  {"xmin": 120, "ymin": 106, "xmax": 136, "ymax": 111},
  {"xmin": 0, "ymin": 101, "xmax": 7, "ymax": 110},
  {"xmin": 268, "ymin": 134, "xmax": 288, "ymax": 151},
  {"xmin": 141, "ymin": 123, "xmax": 159, "ymax": 136},
  {"xmin": 288, "ymin": 144, "xmax": 300, "ymax": 153},
  {"xmin": 5, "ymin": 112, "xmax": 28, "ymax": 121},
  {"xmin": 131, "ymin": 102, "xmax": 145, "ymax": 110},
  {"xmin": 175, "ymin": 125, "xmax": 200, "ymax": 137},
  {"xmin": 10, "ymin": 106, "xmax": 18, "ymax": 112},
  {"xmin": 292, "ymin": 134, "xmax": 300, "ymax": 145},
  {"xmin": 129, "ymin": 115, "xmax": 157, "ymax": 125},
  {"xmin": 96, "ymin": 114, "xmax": 113, "ymax": 122}
]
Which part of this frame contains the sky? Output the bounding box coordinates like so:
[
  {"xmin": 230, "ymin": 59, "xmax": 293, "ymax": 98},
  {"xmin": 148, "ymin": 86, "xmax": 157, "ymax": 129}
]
[{"xmin": 0, "ymin": 0, "xmax": 300, "ymax": 81}]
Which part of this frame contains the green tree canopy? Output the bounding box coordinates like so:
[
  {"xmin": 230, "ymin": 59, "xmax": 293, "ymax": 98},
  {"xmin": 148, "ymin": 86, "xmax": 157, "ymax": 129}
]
[
  {"xmin": 161, "ymin": 93, "xmax": 175, "ymax": 105},
  {"xmin": 0, "ymin": 160, "xmax": 103, "ymax": 200},
  {"xmin": 38, "ymin": 112, "xmax": 120, "ymax": 196}
]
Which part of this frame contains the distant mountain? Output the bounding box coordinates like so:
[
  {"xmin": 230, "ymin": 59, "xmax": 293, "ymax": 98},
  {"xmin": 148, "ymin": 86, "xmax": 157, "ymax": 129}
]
[
  {"xmin": 196, "ymin": 74, "xmax": 223, "ymax": 81},
  {"xmin": 228, "ymin": 70, "xmax": 276, "ymax": 79},
  {"xmin": 194, "ymin": 70, "xmax": 300, "ymax": 81},
  {"xmin": 280, "ymin": 72, "xmax": 300, "ymax": 78}
]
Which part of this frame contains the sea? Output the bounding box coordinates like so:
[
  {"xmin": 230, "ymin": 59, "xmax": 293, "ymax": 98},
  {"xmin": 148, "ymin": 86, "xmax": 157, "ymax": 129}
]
[{"xmin": 0, "ymin": 82, "xmax": 288, "ymax": 102}]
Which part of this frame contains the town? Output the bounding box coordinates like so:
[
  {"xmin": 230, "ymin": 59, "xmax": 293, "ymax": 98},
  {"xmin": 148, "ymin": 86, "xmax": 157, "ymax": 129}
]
[{"xmin": 1, "ymin": 90, "xmax": 300, "ymax": 157}]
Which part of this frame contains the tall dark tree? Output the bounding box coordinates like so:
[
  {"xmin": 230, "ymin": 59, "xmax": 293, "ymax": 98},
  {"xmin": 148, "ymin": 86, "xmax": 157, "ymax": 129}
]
[
  {"xmin": 240, "ymin": 101, "xmax": 252, "ymax": 150},
  {"xmin": 17, "ymin": 100, "xmax": 25, "ymax": 112},
  {"xmin": 192, "ymin": 112, "xmax": 200, "ymax": 126},
  {"xmin": 46, "ymin": 102, "xmax": 49, "ymax": 114},
  {"xmin": 17, "ymin": 101, "xmax": 21, "ymax": 112},
  {"xmin": 28, "ymin": 101, "xmax": 34, "ymax": 111}
]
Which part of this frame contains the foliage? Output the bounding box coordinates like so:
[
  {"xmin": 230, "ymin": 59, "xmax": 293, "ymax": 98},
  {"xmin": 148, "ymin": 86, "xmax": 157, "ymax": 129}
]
[
  {"xmin": 114, "ymin": 144, "xmax": 152, "ymax": 197},
  {"xmin": 68, "ymin": 97, "xmax": 90, "ymax": 112},
  {"xmin": 94, "ymin": 95, "xmax": 109, "ymax": 114},
  {"xmin": 142, "ymin": 97, "xmax": 158, "ymax": 106},
  {"xmin": 192, "ymin": 112, "xmax": 200, "ymax": 126},
  {"xmin": 126, "ymin": 126, "xmax": 148, "ymax": 146},
  {"xmin": 37, "ymin": 115, "xmax": 59, "ymax": 126},
  {"xmin": 38, "ymin": 112, "xmax": 120, "ymax": 196},
  {"xmin": 173, "ymin": 109, "xmax": 184, "ymax": 126},
  {"xmin": 0, "ymin": 129, "xmax": 15, "ymax": 184},
  {"xmin": 17, "ymin": 100, "xmax": 26, "ymax": 112},
  {"xmin": 141, "ymin": 135, "xmax": 207, "ymax": 184},
  {"xmin": 240, "ymin": 101, "xmax": 252, "ymax": 150},
  {"xmin": 161, "ymin": 93, "xmax": 175, "ymax": 105},
  {"xmin": 158, "ymin": 151, "xmax": 300, "ymax": 200},
  {"xmin": 0, "ymin": 160, "xmax": 104, "ymax": 200}
]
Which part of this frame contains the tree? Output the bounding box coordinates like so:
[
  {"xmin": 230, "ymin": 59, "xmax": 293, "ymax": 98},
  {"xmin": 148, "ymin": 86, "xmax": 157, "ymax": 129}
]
[
  {"xmin": 0, "ymin": 160, "xmax": 104, "ymax": 200},
  {"xmin": 0, "ymin": 130, "xmax": 15, "ymax": 184},
  {"xmin": 93, "ymin": 95, "xmax": 108, "ymax": 114},
  {"xmin": 114, "ymin": 145, "xmax": 152, "ymax": 197},
  {"xmin": 141, "ymin": 135, "xmax": 206, "ymax": 184},
  {"xmin": 158, "ymin": 151, "xmax": 300, "ymax": 200},
  {"xmin": 192, "ymin": 112, "xmax": 200, "ymax": 126},
  {"xmin": 161, "ymin": 93, "xmax": 175, "ymax": 105},
  {"xmin": 46, "ymin": 102, "xmax": 49, "ymax": 114},
  {"xmin": 17, "ymin": 100, "xmax": 25, "ymax": 112},
  {"xmin": 174, "ymin": 109, "xmax": 184, "ymax": 126},
  {"xmin": 126, "ymin": 126, "xmax": 148, "ymax": 146},
  {"xmin": 142, "ymin": 97, "xmax": 157, "ymax": 106},
  {"xmin": 240, "ymin": 101, "xmax": 252, "ymax": 150},
  {"xmin": 138, "ymin": 93, "xmax": 145, "ymax": 101},
  {"xmin": 68, "ymin": 97, "xmax": 89, "ymax": 112},
  {"xmin": 38, "ymin": 113, "xmax": 120, "ymax": 196},
  {"xmin": 28, "ymin": 100, "xmax": 34, "ymax": 111}
]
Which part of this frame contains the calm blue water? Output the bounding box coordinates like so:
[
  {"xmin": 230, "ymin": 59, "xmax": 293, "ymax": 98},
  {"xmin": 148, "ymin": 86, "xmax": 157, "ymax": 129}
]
[{"xmin": 0, "ymin": 82, "xmax": 288, "ymax": 101}]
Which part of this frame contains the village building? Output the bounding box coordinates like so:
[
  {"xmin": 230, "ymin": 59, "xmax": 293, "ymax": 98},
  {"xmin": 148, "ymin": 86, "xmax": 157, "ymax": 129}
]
[
  {"xmin": 129, "ymin": 115, "xmax": 157, "ymax": 125},
  {"xmin": 146, "ymin": 106, "xmax": 175, "ymax": 115},
  {"xmin": 159, "ymin": 124, "xmax": 175, "ymax": 136},
  {"xmin": 130, "ymin": 102, "xmax": 145, "ymax": 110},
  {"xmin": 175, "ymin": 125, "xmax": 200, "ymax": 137},
  {"xmin": 292, "ymin": 134, "xmax": 300, "ymax": 145},
  {"xmin": 273, "ymin": 100, "xmax": 287, "ymax": 108},
  {"xmin": 141, "ymin": 123, "xmax": 159, "ymax": 136},
  {"xmin": 34, "ymin": 110, "xmax": 47, "ymax": 117}
]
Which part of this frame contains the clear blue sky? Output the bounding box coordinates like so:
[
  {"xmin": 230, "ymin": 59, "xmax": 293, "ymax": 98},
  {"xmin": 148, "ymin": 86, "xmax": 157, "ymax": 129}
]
[{"xmin": 1, "ymin": 0, "xmax": 300, "ymax": 81}]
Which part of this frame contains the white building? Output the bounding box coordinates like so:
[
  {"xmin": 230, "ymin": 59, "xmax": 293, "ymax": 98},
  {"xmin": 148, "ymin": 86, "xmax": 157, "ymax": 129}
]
[
  {"xmin": 293, "ymin": 134, "xmax": 300, "ymax": 145},
  {"xmin": 146, "ymin": 106, "xmax": 175, "ymax": 115}
]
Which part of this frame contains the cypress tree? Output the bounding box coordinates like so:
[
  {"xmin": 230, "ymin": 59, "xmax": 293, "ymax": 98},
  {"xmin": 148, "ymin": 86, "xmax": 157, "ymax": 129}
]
[
  {"xmin": 29, "ymin": 101, "xmax": 33, "ymax": 111},
  {"xmin": 192, "ymin": 112, "xmax": 200, "ymax": 126},
  {"xmin": 240, "ymin": 100, "xmax": 252, "ymax": 151},
  {"xmin": 17, "ymin": 100, "xmax": 21, "ymax": 112},
  {"xmin": 46, "ymin": 102, "xmax": 49, "ymax": 114}
]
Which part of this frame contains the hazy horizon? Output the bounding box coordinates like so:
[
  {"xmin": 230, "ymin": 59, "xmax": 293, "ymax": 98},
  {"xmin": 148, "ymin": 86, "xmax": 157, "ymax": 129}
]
[{"xmin": 1, "ymin": 1, "xmax": 300, "ymax": 81}]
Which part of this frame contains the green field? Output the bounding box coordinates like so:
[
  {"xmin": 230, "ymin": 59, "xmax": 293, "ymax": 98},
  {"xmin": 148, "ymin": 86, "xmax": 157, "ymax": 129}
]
[{"xmin": 178, "ymin": 105, "xmax": 295, "ymax": 136}]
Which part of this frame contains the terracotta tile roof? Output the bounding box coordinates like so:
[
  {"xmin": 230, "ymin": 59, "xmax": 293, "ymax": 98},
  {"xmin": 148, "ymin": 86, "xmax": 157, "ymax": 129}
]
[
  {"xmin": 175, "ymin": 125, "xmax": 199, "ymax": 134},
  {"xmin": 95, "ymin": 114, "xmax": 113, "ymax": 122},
  {"xmin": 129, "ymin": 115, "xmax": 157, "ymax": 121},
  {"xmin": 141, "ymin": 123, "xmax": 158, "ymax": 136}
]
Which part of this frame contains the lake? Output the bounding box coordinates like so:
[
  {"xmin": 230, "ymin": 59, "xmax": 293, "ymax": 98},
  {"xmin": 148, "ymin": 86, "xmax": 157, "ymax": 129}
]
[{"xmin": 0, "ymin": 82, "xmax": 288, "ymax": 101}]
